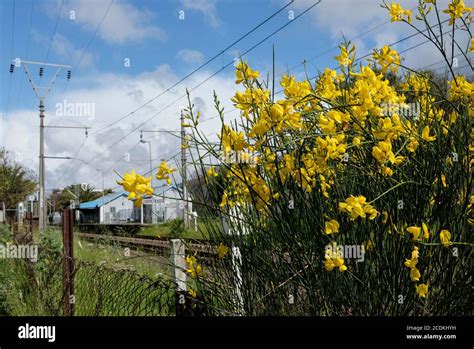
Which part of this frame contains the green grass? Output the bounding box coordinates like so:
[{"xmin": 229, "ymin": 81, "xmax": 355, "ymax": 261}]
[
  {"xmin": 138, "ymin": 218, "xmax": 220, "ymax": 240},
  {"xmin": 74, "ymin": 235, "xmax": 171, "ymax": 280},
  {"xmin": 0, "ymin": 227, "xmax": 177, "ymax": 316}
]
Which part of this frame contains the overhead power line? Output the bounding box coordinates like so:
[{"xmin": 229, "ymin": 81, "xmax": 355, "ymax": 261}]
[{"xmin": 59, "ymin": 1, "xmax": 321, "ymax": 186}]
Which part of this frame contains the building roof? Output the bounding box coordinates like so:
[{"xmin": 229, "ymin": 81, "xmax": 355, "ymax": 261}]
[{"xmin": 78, "ymin": 192, "xmax": 128, "ymax": 209}]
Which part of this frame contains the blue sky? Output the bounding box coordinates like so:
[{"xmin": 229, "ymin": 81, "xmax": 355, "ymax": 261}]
[{"xmin": 0, "ymin": 0, "xmax": 471, "ymax": 190}]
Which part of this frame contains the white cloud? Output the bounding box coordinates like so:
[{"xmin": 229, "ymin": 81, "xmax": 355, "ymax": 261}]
[
  {"xmin": 177, "ymin": 49, "xmax": 205, "ymax": 64},
  {"xmin": 52, "ymin": 33, "xmax": 94, "ymax": 68},
  {"xmin": 2, "ymin": 65, "xmax": 238, "ymax": 190},
  {"xmin": 180, "ymin": 0, "xmax": 221, "ymax": 28},
  {"xmin": 287, "ymin": 0, "xmax": 464, "ymax": 72},
  {"xmin": 69, "ymin": 0, "xmax": 166, "ymax": 44}
]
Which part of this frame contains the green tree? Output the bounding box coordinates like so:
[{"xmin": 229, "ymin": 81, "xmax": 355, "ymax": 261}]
[
  {"xmin": 0, "ymin": 148, "xmax": 36, "ymax": 219},
  {"xmin": 58, "ymin": 184, "xmax": 112, "ymax": 209}
]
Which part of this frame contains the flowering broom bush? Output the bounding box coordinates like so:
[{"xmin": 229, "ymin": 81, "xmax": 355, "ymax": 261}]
[{"xmin": 118, "ymin": 1, "xmax": 473, "ymax": 315}]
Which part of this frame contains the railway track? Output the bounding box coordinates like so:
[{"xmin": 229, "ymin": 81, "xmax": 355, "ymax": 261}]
[{"xmin": 76, "ymin": 232, "xmax": 217, "ymax": 255}]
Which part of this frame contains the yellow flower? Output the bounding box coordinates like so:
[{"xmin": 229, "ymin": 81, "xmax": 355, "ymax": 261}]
[
  {"xmin": 235, "ymin": 61, "xmax": 259, "ymax": 84},
  {"xmin": 324, "ymin": 249, "xmax": 347, "ymax": 272},
  {"xmin": 422, "ymin": 125, "xmax": 436, "ymax": 142},
  {"xmin": 416, "ymin": 283, "xmax": 429, "ymax": 298},
  {"xmin": 448, "ymin": 76, "xmax": 474, "ymax": 103},
  {"xmin": 406, "ymin": 138, "xmax": 419, "ymax": 152},
  {"xmin": 335, "ymin": 45, "xmax": 354, "ymax": 67},
  {"xmin": 443, "ymin": 0, "xmax": 473, "ymax": 25},
  {"xmin": 188, "ymin": 288, "xmax": 197, "ymax": 298},
  {"xmin": 407, "ymin": 226, "xmax": 421, "ymax": 240},
  {"xmin": 410, "ymin": 267, "xmax": 421, "ymax": 282},
  {"xmin": 422, "ymin": 222, "xmax": 430, "ymax": 239},
  {"xmin": 404, "ymin": 246, "xmax": 419, "ymax": 268},
  {"xmin": 388, "ymin": 3, "xmax": 412, "ymax": 22},
  {"xmin": 407, "ymin": 223, "xmax": 430, "ymax": 240},
  {"xmin": 439, "ymin": 229, "xmax": 451, "ymax": 247},
  {"xmin": 372, "ymin": 45, "xmax": 400, "ymax": 74},
  {"xmin": 324, "ymin": 219, "xmax": 340, "ymax": 235},
  {"xmin": 441, "ymin": 174, "xmax": 447, "ymax": 188},
  {"xmin": 207, "ymin": 167, "xmax": 219, "ymax": 178},
  {"xmin": 338, "ymin": 195, "xmax": 377, "ymax": 220},
  {"xmin": 156, "ymin": 161, "xmax": 176, "ymax": 185},
  {"xmin": 220, "ymin": 125, "xmax": 248, "ymax": 152},
  {"xmin": 381, "ymin": 210, "xmax": 389, "ymax": 224},
  {"xmin": 217, "ymin": 243, "xmax": 229, "ymax": 259},
  {"xmin": 353, "ymin": 137, "xmax": 362, "ymax": 147},
  {"xmin": 186, "ymin": 255, "xmax": 203, "ymax": 279},
  {"xmin": 470, "ymin": 38, "xmax": 474, "ymax": 52},
  {"xmin": 117, "ymin": 170, "xmax": 153, "ymax": 207}
]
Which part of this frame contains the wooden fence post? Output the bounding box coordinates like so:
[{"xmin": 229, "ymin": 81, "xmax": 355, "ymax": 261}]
[
  {"xmin": 62, "ymin": 208, "xmax": 75, "ymax": 316},
  {"xmin": 170, "ymin": 239, "xmax": 188, "ymax": 316}
]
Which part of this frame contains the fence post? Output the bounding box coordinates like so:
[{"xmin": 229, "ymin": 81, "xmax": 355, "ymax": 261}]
[
  {"xmin": 62, "ymin": 208, "xmax": 75, "ymax": 316},
  {"xmin": 170, "ymin": 239, "xmax": 187, "ymax": 316},
  {"xmin": 222, "ymin": 206, "xmax": 245, "ymax": 316}
]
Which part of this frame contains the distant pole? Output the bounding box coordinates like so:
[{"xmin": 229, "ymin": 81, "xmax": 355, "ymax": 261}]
[
  {"xmin": 180, "ymin": 111, "xmax": 189, "ymax": 228},
  {"xmin": 13, "ymin": 59, "xmax": 71, "ymax": 232},
  {"xmin": 39, "ymin": 99, "xmax": 46, "ymax": 230},
  {"xmin": 96, "ymin": 169, "xmax": 105, "ymax": 223},
  {"xmin": 140, "ymin": 133, "xmax": 155, "ymax": 224}
]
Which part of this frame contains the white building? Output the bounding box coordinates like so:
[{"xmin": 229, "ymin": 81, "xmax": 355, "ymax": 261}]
[
  {"xmin": 77, "ymin": 186, "xmax": 194, "ymax": 225},
  {"xmin": 78, "ymin": 192, "xmax": 141, "ymax": 224},
  {"xmin": 154, "ymin": 185, "xmax": 185, "ymax": 222}
]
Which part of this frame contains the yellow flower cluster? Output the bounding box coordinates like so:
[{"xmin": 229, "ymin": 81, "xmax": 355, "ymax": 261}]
[
  {"xmin": 442, "ymin": 0, "xmax": 473, "ymax": 25},
  {"xmin": 116, "ymin": 170, "xmax": 153, "ymax": 207},
  {"xmin": 439, "ymin": 229, "xmax": 452, "ymax": 247},
  {"xmin": 323, "ymin": 247, "xmax": 348, "ymax": 272},
  {"xmin": 324, "ymin": 219, "xmax": 340, "ymax": 235},
  {"xmin": 338, "ymin": 195, "xmax": 378, "ymax": 220},
  {"xmin": 406, "ymin": 223, "xmax": 431, "ymax": 241},
  {"xmin": 404, "ymin": 246, "xmax": 429, "ymax": 298},
  {"xmin": 220, "ymin": 125, "xmax": 248, "ymax": 152},
  {"xmin": 448, "ymin": 76, "xmax": 474, "ymax": 106},
  {"xmin": 335, "ymin": 45, "xmax": 355, "ymax": 67},
  {"xmin": 372, "ymin": 140, "xmax": 405, "ymax": 176},
  {"xmin": 156, "ymin": 161, "xmax": 176, "ymax": 185},
  {"xmin": 186, "ymin": 255, "xmax": 203, "ymax": 279},
  {"xmin": 388, "ymin": 3, "xmax": 412, "ymax": 22},
  {"xmin": 235, "ymin": 61, "xmax": 259, "ymax": 85},
  {"xmin": 372, "ymin": 45, "xmax": 401, "ymax": 74},
  {"xmin": 217, "ymin": 243, "xmax": 229, "ymax": 259}
]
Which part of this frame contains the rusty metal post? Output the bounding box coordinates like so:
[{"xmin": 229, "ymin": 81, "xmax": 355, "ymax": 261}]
[{"xmin": 62, "ymin": 208, "xmax": 75, "ymax": 316}]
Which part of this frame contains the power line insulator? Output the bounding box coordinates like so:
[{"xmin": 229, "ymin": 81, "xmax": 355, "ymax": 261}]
[
  {"xmin": 39, "ymin": 67, "xmax": 44, "ymax": 77},
  {"xmin": 67, "ymin": 70, "xmax": 71, "ymax": 80},
  {"xmin": 9, "ymin": 64, "xmax": 14, "ymax": 74}
]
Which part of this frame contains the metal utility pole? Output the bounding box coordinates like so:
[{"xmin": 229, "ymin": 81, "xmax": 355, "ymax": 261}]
[
  {"xmin": 140, "ymin": 132, "xmax": 155, "ymax": 224},
  {"xmin": 12, "ymin": 59, "xmax": 71, "ymax": 232},
  {"xmin": 140, "ymin": 129, "xmax": 180, "ymax": 224},
  {"xmin": 96, "ymin": 169, "xmax": 105, "ymax": 224},
  {"xmin": 180, "ymin": 111, "xmax": 189, "ymax": 228},
  {"xmin": 39, "ymin": 99, "xmax": 46, "ymax": 228}
]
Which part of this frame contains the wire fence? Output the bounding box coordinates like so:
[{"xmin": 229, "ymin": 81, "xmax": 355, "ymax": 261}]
[
  {"xmin": 0, "ymin": 254, "xmax": 178, "ymax": 316},
  {"xmin": 72, "ymin": 259, "xmax": 176, "ymax": 316}
]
